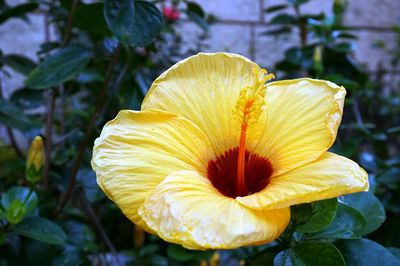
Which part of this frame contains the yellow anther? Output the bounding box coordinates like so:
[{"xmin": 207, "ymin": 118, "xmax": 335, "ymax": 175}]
[{"xmin": 234, "ymin": 68, "xmax": 274, "ymax": 127}]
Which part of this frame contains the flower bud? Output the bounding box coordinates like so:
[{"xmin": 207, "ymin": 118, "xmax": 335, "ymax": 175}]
[
  {"xmin": 26, "ymin": 136, "xmax": 44, "ymax": 184},
  {"xmin": 163, "ymin": 7, "xmax": 180, "ymax": 22}
]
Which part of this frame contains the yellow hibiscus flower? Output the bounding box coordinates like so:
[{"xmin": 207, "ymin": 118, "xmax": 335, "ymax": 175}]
[{"xmin": 91, "ymin": 52, "xmax": 368, "ymax": 250}]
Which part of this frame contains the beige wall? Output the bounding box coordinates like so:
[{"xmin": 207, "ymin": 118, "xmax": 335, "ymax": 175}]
[{"xmin": 181, "ymin": 0, "xmax": 399, "ymax": 72}]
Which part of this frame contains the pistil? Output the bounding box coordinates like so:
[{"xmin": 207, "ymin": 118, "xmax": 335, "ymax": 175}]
[
  {"xmin": 233, "ymin": 68, "xmax": 274, "ymax": 197},
  {"xmin": 237, "ymin": 100, "xmax": 253, "ymax": 196}
]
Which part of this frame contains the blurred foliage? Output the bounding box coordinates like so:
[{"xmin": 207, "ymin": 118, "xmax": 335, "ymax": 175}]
[{"xmin": 0, "ymin": 0, "xmax": 399, "ymax": 265}]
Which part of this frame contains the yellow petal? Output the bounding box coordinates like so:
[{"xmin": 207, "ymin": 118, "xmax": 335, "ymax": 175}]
[
  {"xmin": 237, "ymin": 152, "xmax": 369, "ymax": 210},
  {"xmin": 142, "ymin": 53, "xmax": 345, "ymax": 176},
  {"xmin": 142, "ymin": 52, "xmax": 261, "ymax": 155},
  {"xmin": 91, "ymin": 110, "xmax": 213, "ymax": 231},
  {"xmin": 139, "ymin": 170, "xmax": 290, "ymax": 250},
  {"xmin": 247, "ymin": 78, "xmax": 346, "ymax": 176}
]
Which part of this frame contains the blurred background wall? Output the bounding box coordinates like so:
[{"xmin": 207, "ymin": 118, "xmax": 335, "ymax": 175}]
[{"xmin": 0, "ymin": 0, "xmax": 399, "ymax": 96}]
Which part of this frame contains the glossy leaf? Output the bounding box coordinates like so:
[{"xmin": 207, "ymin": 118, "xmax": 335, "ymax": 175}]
[
  {"xmin": 186, "ymin": 10, "xmax": 208, "ymax": 31},
  {"xmin": 274, "ymin": 242, "xmax": 345, "ymax": 266},
  {"xmin": 104, "ymin": 0, "xmax": 163, "ymax": 47},
  {"xmin": 10, "ymin": 88, "xmax": 45, "ymax": 109},
  {"xmin": 296, "ymin": 198, "xmax": 338, "ymax": 233},
  {"xmin": 308, "ymin": 203, "xmax": 366, "ymax": 239},
  {"xmin": 186, "ymin": 1, "xmax": 205, "ymax": 17},
  {"xmin": 0, "ymin": 3, "xmax": 38, "ymax": 24},
  {"xmin": 74, "ymin": 3, "xmax": 110, "ymax": 40},
  {"xmin": 167, "ymin": 244, "xmax": 195, "ymax": 262},
  {"xmin": 1, "ymin": 186, "xmax": 38, "ymax": 215},
  {"xmin": 341, "ymin": 192, "xmax": 386, "ymax": 235},
  {"xmin": 14, "ymin": 217, "xmax": 67, "ymax": 245},
  {"xmin": 265, "ymin": 4, "xmax": 288, "ymax": 13},
  {"xmin": 336, "ymin": 239, "xmax": 400, "ymax": 266},
  {"xmin": 3, "ymin": 54, "xmax": 36, "ymax": 75},
  {"xmin": 5, "ymin": 199, "xmax": 26, "ymax": 224},
  {"xmin": 0, "ymin": 99, "xmax": 38, "ymax": 130},
  {"xmin": 270, "ymin": 13, "xmax": 296, "ymax": 25},
  {"xmin": 25, "ymin": 46, "xmax": 92, "ymax": 89}
]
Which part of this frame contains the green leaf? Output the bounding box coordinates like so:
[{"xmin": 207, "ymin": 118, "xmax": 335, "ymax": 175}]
[
  {"xmin": 332, "ymin": 42, "xmax": 354, "ymax": 53},
  {"xmin": 166, "ymin": 244, "xmax": 212, "ymax": 262},
  {"xmin": 186, "ymin": 1, "xmax": 205, "ymax": 17},
  {"xmin": 340, "ymin": 192, "xmax": 386, "ymax": 235},
  {"xmin": 10, "ymin": 88, "xmax": 45, "ymax": 109},
  {"xmin": 167, "ymin": 244, "xmax": 195, "ymax": 262},
  {"xmin": 5, "ymin": 199, "xmax": 26, "ymax": 224},
  {"xmin": 263, "ymin": 26, "xmax": 292, "ymax": 36},
  {"xmin": 25, "ymin": 46, "xmax": 92, "ymax": 89},
  {"xmin": 0, "ymin": 208, "xmax": 5, "ymax": 220},
  {"xmin": 2, "ymin": 54, "xmax": 36, "ymax": 75},
  {"xmin": 0, "ymin": 3, "xmax": 38, "ymax": 24},
  {"xmin": 264, "ymin": 4, "xmax": 288, "ymax": 13},
  {"xmin": 1, "ymin": 186, "xmax": 38, "ymax": 215},
  {"xmin": 296, "ymin": 198, "xmax": 338, "ymax": 233},
  {"xmin": 74, "ymin": 3, "xmax": 111, "ymax": 40},
  {"xmin": 270, "ymin": 13, "xmax": 296, "ymax": 25},
  {"xmin": 246, "ymin": 250, "xmax": 276, "ymax": 266},
  {"xmin": 77, "ymin": 69, "xmax": 104, "ymax": 84},
  {"xmin": 104, "ymin": 0, "xmax": 163, "ymax": 47},
  {"xmin": 274, "ymin": 241, "xmax": 345, "ymax": 266},
  {"xmin": 291, "ymin": 202, "xmax": 313, "ymax": 225},
  {"xmin": 308, "ymin": 203, "xmax": 366, "ymax": 239},
  {"xmin": 186, "ymin": 10, "xmax": 209, "ymax": 31},
  {"xmin": 0, "ymin": 98, "xmax": 39, "ymax": 130},
  {"xmin": 336, "ymin": 239, "xmax": 400, "ymax": 266},
  {"xmin": 14, "ymin": 217, "xmax": 67, "ymax": 245}
]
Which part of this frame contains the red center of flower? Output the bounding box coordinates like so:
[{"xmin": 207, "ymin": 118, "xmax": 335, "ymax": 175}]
[{"xmin": 207, "ymin": 147, "xmax": 273, "ymax": 198}]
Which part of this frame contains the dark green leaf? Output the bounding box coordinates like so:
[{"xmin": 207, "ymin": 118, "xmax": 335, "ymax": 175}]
[
  {"xmin": 336, "ymin": 239, "xmax": 400, "ymax": 266},
  {"xmin": 341, "ymin": 192, "xmax": 386, "ymax": 235},
  {"xmin": 14, "ymin": 217, "xmax": 67, "ymax": 245},
  {"xmin": 270, "ymin": 13, "xmax": 296, "ymax": 25},
  {"xmin": 74, "ymin": 3, "xmax": 111, "ymax": 40},
  {"xmin": 263, "ymin": 26, "xmax": 292, "ymax": 36},
  {"xmin": 332, "ymin": 42, "xmax": 354, "ymax": 53},
  {"xmin": 167, "ymin": 244, "xmax": 194, "ymax": 262},
  {"xmin": 308, "ymin": 203, "xmax": 366, "ymax": 239},
  {"xmin": 274, "ymin": 241, "xmax": 345, "ymax": 266},
  {"xmin": 186, "ymin": 10, "xmax": 209, "ymax": 31},
  {"xmin": 264, "ymin": 4, "xmax": 288, "ymax": 13},
  {"xmin": 10, "ymin": 88, "xmax": 44, "ymax": 109},
  {"xmin": 186, "ymin": 1, "xmax": 205, "ymax": 17},
  {"xmin": 0, "ymin": 98, "xmax": 39, "ymax": 130},
  {"xmin": 3, "ymin": 54, "xmax": 36, "ymax": 75},
  {"xmin": 25, "ymin": 46, "xmax": 92, "ymax": 89},
  {"xmin": 77, "ymin": 69, "xmax": 104, "ymax": 84},
  {"xmin": 104, "ymin": 0, "xmax": 163, "ymax": 47},
  {"xmin": 296, "ymin": 198, "xmax": 337, "ymax": 233},
  {"xmin": 0, "ymin": 3, "xmax": 38, "ymax": 24},
  {"xmin": 291, "ymin": 203, "xmax": 313, "ymax": 225},
  {"xmin": 1, "ymin": 186, "xmax": 38, "ymax": 215},
  {"xmin": 246, "ymin": 250, "xmax": 275, "ymax": 266},
  {"xmin": 288, "ymin": 0, "xmax": 310, "ymax": 5}
]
